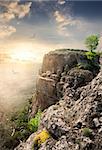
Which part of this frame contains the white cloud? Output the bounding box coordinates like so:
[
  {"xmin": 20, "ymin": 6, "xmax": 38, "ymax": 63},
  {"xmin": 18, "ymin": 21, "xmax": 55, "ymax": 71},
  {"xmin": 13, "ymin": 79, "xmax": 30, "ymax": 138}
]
[
  {"xmin": 0, "ymin": 0, "xmax": 32, "ymax": 23},
  {"xmin": 0, "ymin": 25, "xmax": 16, "ymax": 38},
  {"xmin": 54, "ymin": 10, "xmax": 82, "ymax": 37},
  {"xmin": 0, "ymin": 0, "xmax": 32, "ymax": 38},
  {"xmin": 58, "ymin": 0, "xmax": 66, "ymax": 5},
  {"xmin": 0, "ymin": 12, "xmax": 15, "ymax": 22}
]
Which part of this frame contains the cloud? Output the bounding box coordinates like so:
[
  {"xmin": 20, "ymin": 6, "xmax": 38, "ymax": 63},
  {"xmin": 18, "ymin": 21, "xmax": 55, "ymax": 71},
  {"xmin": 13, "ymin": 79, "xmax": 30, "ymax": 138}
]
[
  {"xmin": 54, "ymin": 10, "xmax": 82, "ymax": 37},
  {"xmin": 58, "ymin": 0, "xmax": 66, "ymax": 5},
  {"xmin": 0, "ymin": 0, "xmax": 32, "ymax": 23},
  {"xmin": 0, "ymin": 25, "xmax": 16, "ymax": 39},
  {"xmin": 0, "ymin": 0, "xmax": 32, "ymax": 39}
]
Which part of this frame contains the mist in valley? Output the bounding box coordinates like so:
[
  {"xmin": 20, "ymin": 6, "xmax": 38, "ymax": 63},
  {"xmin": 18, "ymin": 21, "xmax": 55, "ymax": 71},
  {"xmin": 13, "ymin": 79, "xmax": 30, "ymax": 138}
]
[{"xmin": 0, "ymin": 61, "xmax": 41, "ymax": 118}]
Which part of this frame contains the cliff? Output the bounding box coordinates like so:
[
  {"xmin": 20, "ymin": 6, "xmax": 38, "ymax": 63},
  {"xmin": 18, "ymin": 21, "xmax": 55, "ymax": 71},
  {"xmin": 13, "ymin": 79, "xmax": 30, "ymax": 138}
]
[
  {"xmin": 31, "ymin": 49, "xmax": 99, "ymax": 115},
  {"xmin": 15, "ymin": 49, "xmax": 102, "ymax": 150}
]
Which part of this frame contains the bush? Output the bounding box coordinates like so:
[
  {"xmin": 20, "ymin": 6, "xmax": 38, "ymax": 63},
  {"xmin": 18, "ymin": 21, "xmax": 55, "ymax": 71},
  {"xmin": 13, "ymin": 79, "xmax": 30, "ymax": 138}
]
[
  {"xmin": 28, "ymin": 110, "xmax": 41, "ymax": 132},
  {"xmin": 77, "ymin": 51, "xmax": 100, "ymax": 72},
  {"xmin": 11, "ymin": 109, "xmax": 41, "ymax": 142},
  {"xmin": 9, "ymin": 98, "xmax": 41, "ymax": 149},
  {"xmin": 82, "ymin": 128, "xmax": 92, "ymax": 137},
  {"xmin": 77, "ymin": 63, "xmax": 91, "ymax": 70},
  {"xmin": 85, "ymin": 51, "xmax": 99, "ymax": 60}
]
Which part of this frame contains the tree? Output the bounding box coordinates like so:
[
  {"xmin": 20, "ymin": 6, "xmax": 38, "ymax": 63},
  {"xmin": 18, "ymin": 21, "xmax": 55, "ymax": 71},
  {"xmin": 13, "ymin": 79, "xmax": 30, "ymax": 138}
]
[{"xmin": 85, "ymin": 35, "xmax": 99, "ymax": 52}]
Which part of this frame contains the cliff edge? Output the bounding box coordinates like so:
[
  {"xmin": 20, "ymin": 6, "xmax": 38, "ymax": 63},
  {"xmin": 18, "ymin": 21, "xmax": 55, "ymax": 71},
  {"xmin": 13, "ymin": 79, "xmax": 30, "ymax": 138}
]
[
  {"xmin": 32, "ymin": 49, "xmax": 99, "ymax": 115},
  {"xmin": 15, "ymin": 49, "xmax": 102, "ymax": 150}
]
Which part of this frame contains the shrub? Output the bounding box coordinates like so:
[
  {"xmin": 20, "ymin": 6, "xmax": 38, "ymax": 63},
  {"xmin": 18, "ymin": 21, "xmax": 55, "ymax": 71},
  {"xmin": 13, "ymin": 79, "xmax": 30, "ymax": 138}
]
[
  {"xmin": 85, "ymin": 51, "xmax": 98, "ymax": 60},
  {"xmin": 77, "ymin": 51, "xmax": 100, "ymax": 72},
  {"xmin": 28, "ymin": 110, "xmax": 41, "ymax": 132},
  {"xmin": 77, "ymin": 63, "xmax": 91, "ymax": 70},
  {"xmin": 82, "ymin": 128, "xmax": 92, "ymax": 137},
  {"xmin": 10, "ymin": 98, "xmax": 41, "ymax": 148}
]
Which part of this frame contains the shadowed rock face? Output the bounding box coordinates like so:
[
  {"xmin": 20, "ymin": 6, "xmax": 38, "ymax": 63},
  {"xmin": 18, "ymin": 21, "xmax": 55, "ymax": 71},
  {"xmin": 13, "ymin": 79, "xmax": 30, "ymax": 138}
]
[
  {"xmin": 32, "ymin": 49, "xmax": 98, "ymax": 115},
  {"xmin": 32, "ymin": 76, "xmax": 58, "ymax": 115}
]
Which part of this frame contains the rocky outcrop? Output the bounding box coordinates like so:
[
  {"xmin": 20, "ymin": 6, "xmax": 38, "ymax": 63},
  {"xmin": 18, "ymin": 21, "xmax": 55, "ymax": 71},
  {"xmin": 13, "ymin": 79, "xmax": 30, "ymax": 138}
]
[
  {"xmin": 15, "ymin": 49, "xmax": 102, "ymax": 150},
  {"xmin": 32, "ymin": 49, "xmax": 98, "ymax": 115},
  {"xmin": 41, "ymin": 49, "xmax": 87, "ymax": 74},
  {"xmin": 15, "ymin": 68, "xmax": 102, "ymax": 150}
]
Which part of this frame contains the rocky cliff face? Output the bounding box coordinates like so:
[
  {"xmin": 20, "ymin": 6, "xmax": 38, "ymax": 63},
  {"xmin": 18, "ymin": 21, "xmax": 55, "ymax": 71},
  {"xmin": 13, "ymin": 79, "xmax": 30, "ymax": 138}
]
[
  {"xmin": 32, "ymin": 49, "xmax": 98, "ymax": 115},
  {"xmin": 15, "ymin": 49, "xmax": 102, "ymax": 150}
]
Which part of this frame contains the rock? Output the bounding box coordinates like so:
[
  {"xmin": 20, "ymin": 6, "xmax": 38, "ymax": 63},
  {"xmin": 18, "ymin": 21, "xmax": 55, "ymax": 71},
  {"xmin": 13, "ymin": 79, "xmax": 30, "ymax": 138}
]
[
  {"xmin": 57, "ymin": 69, "xmax": 61, "ymax": 77},
  {"xmin": 41, "ymin": 51, "xmax": 75, "ymax": 74},
  {"xmin": 46, "ymin": 71, "xmax": 51, "ymax": 77},
  {"xmin": 31, "ymin": 76, "xmax": 58, "ymax": 115},
  {"xmin": 32, "ymin": 50, "xmax": 98, "ymax": 116},
  {"xmin": 41, "ymin": 73, "xmax": 46, "ymax": 77},
  {"xmin": 56, "ymin": 82, "xmax": 64, "ymax": 98},
  {"xmin": 98, "ymin": 127, "xmax": 102, "ymax": 133},
  {"xmin": 16, "ymin": 50, "xmax": 101, "ymax": 150},
  {"xmin": 99, "ymin": 117, "xmax": 102, "ymax": 123},
  {"xmin": 60, "ymin": 76, "xmax": 66, "ymax": 82},
  {"xmin": 51, "ymin": 74, "xmax": 59, "ymax": 81},
  {"xmin": 68, "ymin": 68, "xmax": 93, "ymax": 88},
  {"xmin": 93, "ymin": 118, "xmax": 100, "ymax": 128}
]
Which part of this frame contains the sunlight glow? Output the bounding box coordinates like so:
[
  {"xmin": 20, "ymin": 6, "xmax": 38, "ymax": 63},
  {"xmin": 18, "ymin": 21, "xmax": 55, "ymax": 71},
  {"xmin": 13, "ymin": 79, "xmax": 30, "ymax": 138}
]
[{"xmin": 10, "ymin": 43, "xmax": 35, "ymax": 61}]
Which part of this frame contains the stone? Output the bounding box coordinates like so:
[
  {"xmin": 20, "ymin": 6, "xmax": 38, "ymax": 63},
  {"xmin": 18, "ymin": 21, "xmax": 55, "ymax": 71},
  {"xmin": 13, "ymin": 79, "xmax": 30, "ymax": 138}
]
[
  {"xmin": 51, "ymin": 74, "xmax": 59, "ymax": 81},
  {"xmin": 16, "ymin": 50, "xmax": 101, "ymax": 150},
  {"xmin": 41, "ymin": 73, "xmax": 46, "ymax": 77},
  {"xmin": 46, "ymin": 71, "xmax": 51, "ymax": 77},
  {"xmin": 98, "ymin": 127, "xmax": 102, "ymax": 133},
  {"xmin": 93, "ymin": 118, "xmax": 100, "ymax": 128},
  {"xmin": 99, "ymin": 117, "xmax": 102, "ymax": 123},
  {"xmin": 31, "ymin": 76, "xmax": 58, "ymax": 115}
]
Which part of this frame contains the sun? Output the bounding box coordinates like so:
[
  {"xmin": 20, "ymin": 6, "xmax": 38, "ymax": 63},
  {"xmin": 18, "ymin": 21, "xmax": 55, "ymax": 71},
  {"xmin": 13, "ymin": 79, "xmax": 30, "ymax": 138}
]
[
  {"xmin": 10, "ymin": 43, "xmax": 35, "ymax": 61},
  {"xmin": 11, "ymin": 51, "xmax": 34, "ymax": 61}
]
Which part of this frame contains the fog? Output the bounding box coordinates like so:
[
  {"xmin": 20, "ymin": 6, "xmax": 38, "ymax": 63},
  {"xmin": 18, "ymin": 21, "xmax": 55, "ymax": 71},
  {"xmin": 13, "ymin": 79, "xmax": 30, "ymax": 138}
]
[{"xmin": 0, "ymin": 62, "xmax": 40, "ymax": 116}]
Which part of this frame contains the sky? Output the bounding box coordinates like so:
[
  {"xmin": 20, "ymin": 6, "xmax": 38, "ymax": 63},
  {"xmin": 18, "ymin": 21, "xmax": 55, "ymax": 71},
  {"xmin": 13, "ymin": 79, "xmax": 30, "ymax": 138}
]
[{"xmin": 0, "ymin": 0, "xmax": 102, "ymax": 61}]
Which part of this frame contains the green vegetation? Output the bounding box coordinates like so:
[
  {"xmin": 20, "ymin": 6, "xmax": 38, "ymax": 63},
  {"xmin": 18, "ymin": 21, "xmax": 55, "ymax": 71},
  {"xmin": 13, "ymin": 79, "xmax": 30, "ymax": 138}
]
[
  {"xmin": 85, "ymin": 51, "xmax": 99, "ymax": 60},
  {"xmin": 11, "ymin": 108, "xmax": 41, "ymax": 142},
  {"xmin": 11, "ymin": 106, "xmax": 31, "ymax": 142},
  {"xmin": 82, "ymin": 128, "xmax": 92, "ymax": 137},
  {"xmin": 85, "ymin": 35, "xmax": 99, "ymax": 52},
  {"xmin": 77, "ymin": 35, "xmax": 100, "ymax": 72},
  {"xmin": 77, "ymin": 62, "xmax": 92, "ymax": 70},
  {"xmin": 28, "ymin": 110, "xmax": 41, "ymax": 132},
  {"xmin": 5, "ymin": 97, "xmax": 42, "ymax": 149}
]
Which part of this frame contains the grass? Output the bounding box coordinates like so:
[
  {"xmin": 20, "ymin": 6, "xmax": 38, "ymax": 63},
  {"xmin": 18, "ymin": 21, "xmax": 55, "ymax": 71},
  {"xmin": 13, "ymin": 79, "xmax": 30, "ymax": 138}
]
[{"xmin": 82, "ymin": 128, "xmax": 92, "ymax": 137}]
